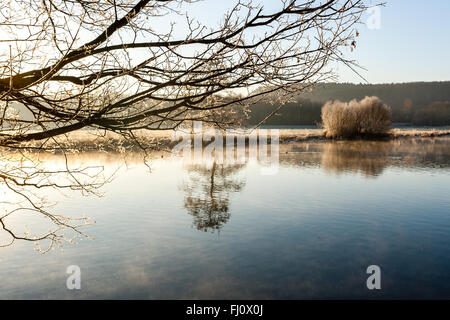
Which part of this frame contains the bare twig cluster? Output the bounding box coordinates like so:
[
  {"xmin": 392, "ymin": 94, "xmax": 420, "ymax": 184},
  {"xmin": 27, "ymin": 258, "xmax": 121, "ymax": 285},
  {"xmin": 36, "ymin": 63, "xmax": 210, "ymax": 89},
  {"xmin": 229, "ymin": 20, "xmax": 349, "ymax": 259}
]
[{"xmin": 1, "ymin": 0, "xmax": 368, "ymax": 147}]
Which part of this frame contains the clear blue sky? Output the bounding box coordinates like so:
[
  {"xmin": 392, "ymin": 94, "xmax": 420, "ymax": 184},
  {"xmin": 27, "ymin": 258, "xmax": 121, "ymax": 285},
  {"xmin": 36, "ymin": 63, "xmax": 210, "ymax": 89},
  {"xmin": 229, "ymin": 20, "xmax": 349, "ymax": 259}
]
[
  {"xmin": 331, "ymin": 0, "xmax": 450, "ymax": 83},
  {"xmin": 187, "ymin": 0, "xmax": 450, "ymax": 84}
]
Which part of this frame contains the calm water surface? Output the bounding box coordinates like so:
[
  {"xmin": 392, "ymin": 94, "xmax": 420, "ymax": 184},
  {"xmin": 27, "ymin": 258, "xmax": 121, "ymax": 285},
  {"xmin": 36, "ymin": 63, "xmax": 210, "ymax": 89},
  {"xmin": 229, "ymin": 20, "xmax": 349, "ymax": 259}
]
[{"xmin": 1, "ymin": 138, "xmax": 450, "ymax": 299}]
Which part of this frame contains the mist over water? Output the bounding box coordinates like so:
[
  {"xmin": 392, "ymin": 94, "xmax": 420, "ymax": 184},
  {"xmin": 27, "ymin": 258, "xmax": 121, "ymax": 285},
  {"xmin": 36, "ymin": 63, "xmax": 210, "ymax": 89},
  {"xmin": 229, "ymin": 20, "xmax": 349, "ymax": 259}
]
[{"xmin": 1, "ymin": 138, "xmax": 450, "ymax": 299}]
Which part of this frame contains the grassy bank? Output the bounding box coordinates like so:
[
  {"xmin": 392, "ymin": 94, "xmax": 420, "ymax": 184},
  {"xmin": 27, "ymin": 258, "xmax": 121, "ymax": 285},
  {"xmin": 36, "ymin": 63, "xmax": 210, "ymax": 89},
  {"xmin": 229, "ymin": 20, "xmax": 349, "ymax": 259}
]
[{"xmin": 277, "ymin": 128, "xmax": 450, "ymax": 143}]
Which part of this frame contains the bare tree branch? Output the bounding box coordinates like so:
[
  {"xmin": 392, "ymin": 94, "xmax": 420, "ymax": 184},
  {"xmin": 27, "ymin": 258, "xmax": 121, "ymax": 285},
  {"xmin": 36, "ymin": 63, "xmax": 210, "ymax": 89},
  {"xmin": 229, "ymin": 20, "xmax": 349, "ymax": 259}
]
[{"xmin": 0, "ymin": 0, "xmax": 369, "ymax": 147}]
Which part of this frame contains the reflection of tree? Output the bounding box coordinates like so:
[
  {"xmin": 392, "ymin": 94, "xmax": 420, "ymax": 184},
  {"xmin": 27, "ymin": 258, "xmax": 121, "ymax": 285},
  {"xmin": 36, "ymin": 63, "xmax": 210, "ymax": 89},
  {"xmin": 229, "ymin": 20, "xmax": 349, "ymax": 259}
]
[
  {"xmin": 182, "ymin": 162, "xmax": 245, "ymax": 233},
  {"xmin": 0, "ymin": 151, "xmax": 106, "ymax": 253}
]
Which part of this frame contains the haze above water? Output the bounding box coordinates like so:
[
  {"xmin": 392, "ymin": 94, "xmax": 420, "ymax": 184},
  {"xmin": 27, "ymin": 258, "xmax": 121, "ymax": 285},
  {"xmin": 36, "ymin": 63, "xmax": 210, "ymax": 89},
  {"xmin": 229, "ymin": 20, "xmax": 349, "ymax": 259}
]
[{"xmin": 1, "ymin": 138, "xmax": 450, "ymax": 299}]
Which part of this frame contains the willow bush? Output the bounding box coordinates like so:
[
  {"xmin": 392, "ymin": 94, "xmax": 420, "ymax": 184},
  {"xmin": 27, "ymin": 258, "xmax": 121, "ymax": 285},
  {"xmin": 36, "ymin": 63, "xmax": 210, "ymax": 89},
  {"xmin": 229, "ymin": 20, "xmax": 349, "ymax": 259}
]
[{"xmin": 321, "ymin": 96, "xmax": 392, "ymax": 138}]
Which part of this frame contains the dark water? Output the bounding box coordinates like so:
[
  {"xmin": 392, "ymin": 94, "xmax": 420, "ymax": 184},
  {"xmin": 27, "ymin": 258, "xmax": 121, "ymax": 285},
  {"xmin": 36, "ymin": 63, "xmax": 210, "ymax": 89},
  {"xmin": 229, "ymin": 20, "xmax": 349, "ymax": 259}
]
[{"xmin": 1, "ymin": 138, "xmax": 450, "ymax": 299}]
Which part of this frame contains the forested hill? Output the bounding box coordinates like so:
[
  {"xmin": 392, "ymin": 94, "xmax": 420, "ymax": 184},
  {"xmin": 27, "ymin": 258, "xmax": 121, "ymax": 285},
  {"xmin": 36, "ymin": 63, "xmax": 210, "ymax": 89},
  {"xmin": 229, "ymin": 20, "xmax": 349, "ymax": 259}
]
[{"xmin": 248, "ymin": 81, "xmax": 450, "ymax": 126}]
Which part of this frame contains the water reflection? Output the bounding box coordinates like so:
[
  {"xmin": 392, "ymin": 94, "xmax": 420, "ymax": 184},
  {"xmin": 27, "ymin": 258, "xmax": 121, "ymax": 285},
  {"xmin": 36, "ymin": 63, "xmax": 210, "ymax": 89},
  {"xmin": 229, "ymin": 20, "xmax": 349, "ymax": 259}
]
[
  {"xmin": 279, "ymin": 138, "xmax": 450, "ymax": 176},
  {"xmin": 0, "ymin": 151, "xmax": 121, "ymax": 252},
  {"xmin": 1, "ymin": 137, "xmax": 450, "ymax": 251},
  {"xmin": 320, "ymin": 142, "xmax": 392, "ymax": 176},
  {"xmin": 1, "ymin": 138, "xmax": 450, "ymax": 299},
  {"xmin": 181, "ymin": 162, "xmax": 245, "ymax": 232}
]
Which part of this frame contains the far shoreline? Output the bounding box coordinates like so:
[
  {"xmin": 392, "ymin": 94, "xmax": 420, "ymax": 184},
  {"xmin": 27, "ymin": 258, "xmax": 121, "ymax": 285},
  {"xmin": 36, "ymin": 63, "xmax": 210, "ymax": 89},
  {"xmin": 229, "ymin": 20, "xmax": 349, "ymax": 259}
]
[{"xmin": 277, "ymin": 127, "xmax": 450, "ymax": 144}]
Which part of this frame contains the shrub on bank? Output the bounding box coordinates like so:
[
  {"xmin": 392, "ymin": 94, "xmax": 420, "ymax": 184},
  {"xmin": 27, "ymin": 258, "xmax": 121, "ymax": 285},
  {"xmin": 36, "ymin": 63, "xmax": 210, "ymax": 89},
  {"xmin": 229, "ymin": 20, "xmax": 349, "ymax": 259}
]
[{"xmin": 321, "ymin": 96, "xmax": 392, "ymax": 138}]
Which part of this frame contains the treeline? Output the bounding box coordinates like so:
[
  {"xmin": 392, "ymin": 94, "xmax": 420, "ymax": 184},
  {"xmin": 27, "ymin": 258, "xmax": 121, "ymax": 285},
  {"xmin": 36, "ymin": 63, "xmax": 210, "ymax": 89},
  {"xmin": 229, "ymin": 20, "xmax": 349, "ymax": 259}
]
[
  {"xmin": 412, "ymin": 101, "xmax": 450, "ymax": 126},
  {"xmin": 247, "ymin": 99, "xmax": 323, "ymax": 126},
  {"xmin": 247, "ymin": 82, "xmax": 450, "ymax": 126}
]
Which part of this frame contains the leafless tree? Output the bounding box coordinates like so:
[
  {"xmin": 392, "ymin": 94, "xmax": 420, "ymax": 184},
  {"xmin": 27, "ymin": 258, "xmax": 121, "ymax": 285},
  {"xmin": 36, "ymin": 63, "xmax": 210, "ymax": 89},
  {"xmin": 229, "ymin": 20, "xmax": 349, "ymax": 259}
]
[
  {"xmin": 0, "ymin": 0, "xmax": 370, "ymax": 250},
  {"xmin": 0, "ymin": 0, "xmax": 369, "ymax": 147}
]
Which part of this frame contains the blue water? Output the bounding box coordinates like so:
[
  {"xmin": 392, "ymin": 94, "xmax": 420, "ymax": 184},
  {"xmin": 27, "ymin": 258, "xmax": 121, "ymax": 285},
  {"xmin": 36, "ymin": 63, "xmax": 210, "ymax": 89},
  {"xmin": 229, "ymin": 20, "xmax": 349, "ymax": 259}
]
[{"xmin": 0, "ymin": 138, "xmax": 449, "ymax": 299}]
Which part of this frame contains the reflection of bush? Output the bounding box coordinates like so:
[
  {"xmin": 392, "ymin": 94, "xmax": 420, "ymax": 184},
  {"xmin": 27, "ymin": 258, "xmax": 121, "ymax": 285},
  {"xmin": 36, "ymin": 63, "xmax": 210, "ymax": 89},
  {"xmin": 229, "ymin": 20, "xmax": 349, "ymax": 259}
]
[
  {"xmin": 278, "ymin": 138, "xmax": 450, "ymax": 176},
  {"xmin": 321, "ymin": 96, "xmax": 391, "ymax": 138},
  {"xmin": 320, "ymin": 142, "xmax": 392, "ymax": 177},
  {"xmin": 182, "ymin": 163, "xmax": 245, "ymax": 233}
]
